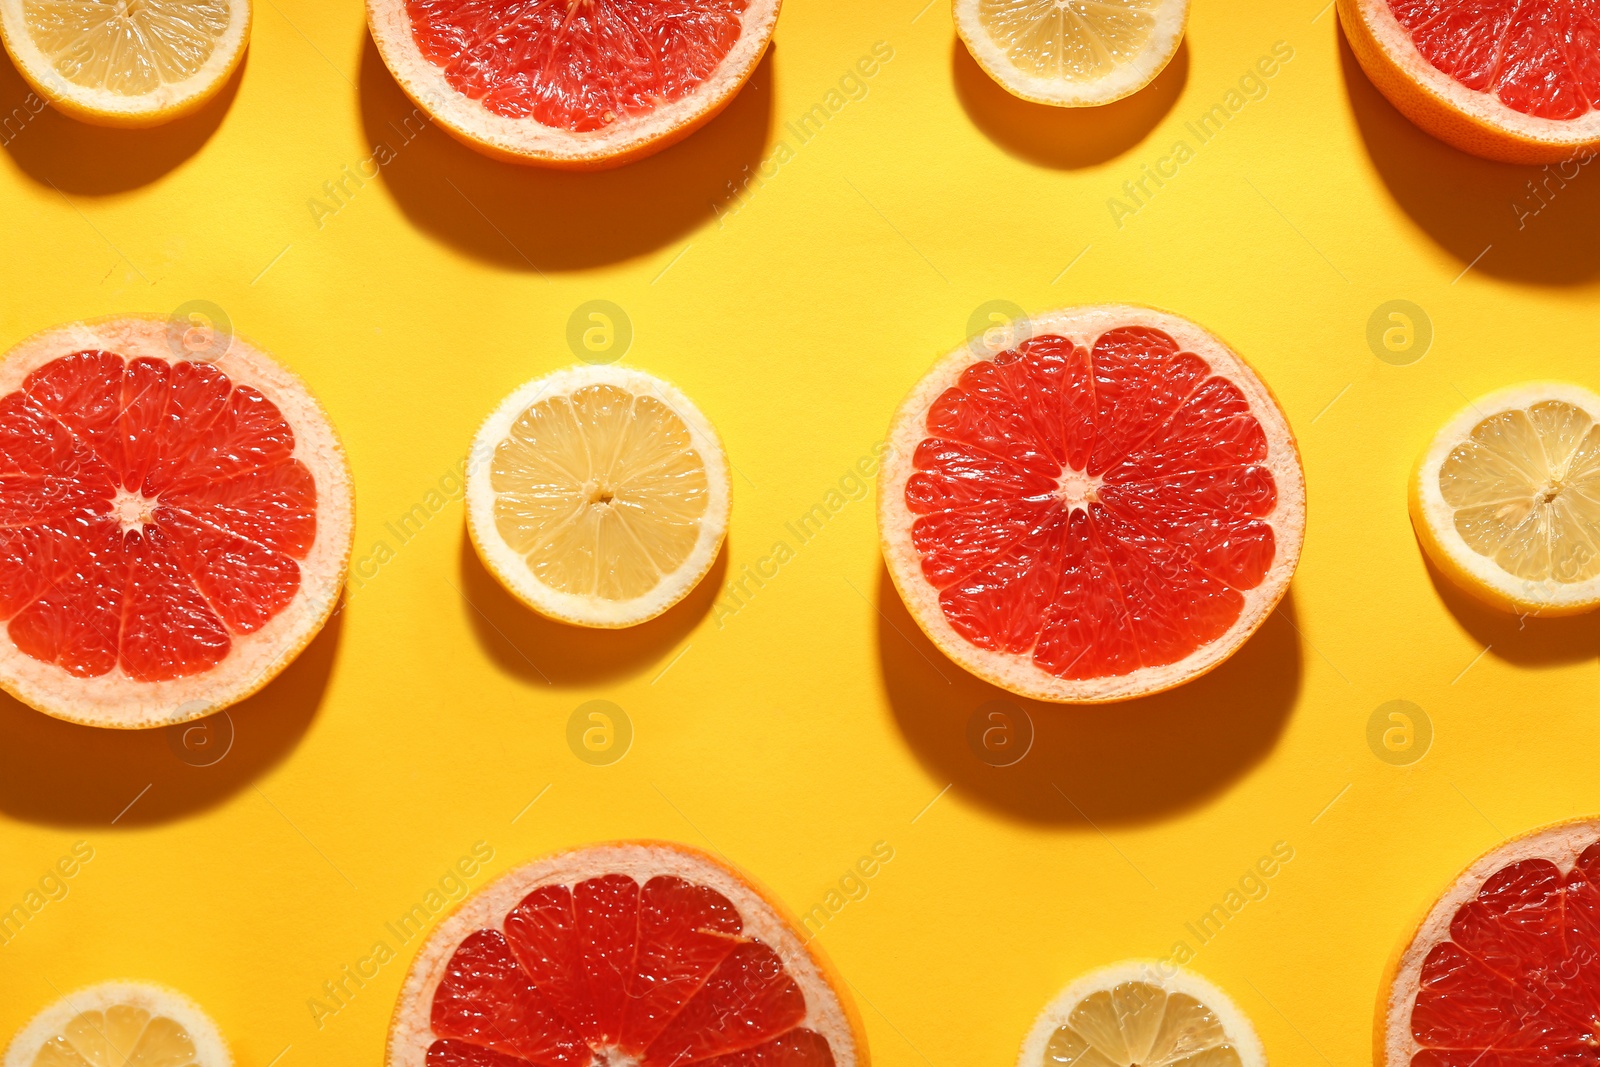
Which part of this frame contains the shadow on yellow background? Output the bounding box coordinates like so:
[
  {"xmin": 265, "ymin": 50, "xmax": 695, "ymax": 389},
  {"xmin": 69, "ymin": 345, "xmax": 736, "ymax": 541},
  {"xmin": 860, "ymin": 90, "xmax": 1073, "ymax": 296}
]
[
  {"xmin": 0, "ymin": 52, "xmax": 242, "ymax": 195},
  {"xmin": 456, "ymin": 527, "xmax": 725, "ymax": 686},
  {"xmin": 1339, "ymin": 29, "xmax": 1600, "ymax": 286},
  {"xmin": 0, "ymin": 604, "xmax": 338, "ymax": 827},
  {"xmin": 876, "ymin": 564, "xmax": 1298, "ymax": 827},
  {"xmin": 951, "ymin": 37, "xmax": 1188, "ymax": 170},
  {"xmin": 357, "ymin": 36, "xmax": 774, "ymax": 271},
  {"xmin": 1420, "ymin": 555, "xmax": 1600, "ymax": 666}
]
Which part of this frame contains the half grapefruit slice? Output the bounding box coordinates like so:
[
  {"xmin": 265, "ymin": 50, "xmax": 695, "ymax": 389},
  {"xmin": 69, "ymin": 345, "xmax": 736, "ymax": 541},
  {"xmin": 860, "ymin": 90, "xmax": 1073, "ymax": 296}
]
[
  {"xmin": 386, "ymin": 841, "xmax": 866, "ymax": 1067},
  {"xmin": 1019, "ymin": 961, "xmax": 1265, "ymax": 1067},
  {"xmin": 0, "ymin": 315, "xmax": 353, "ymax": 729},
  {"xmin": 878, "ymin": 305, "xmax": 1305, "ymax": 704},
  {"xmin": 366, "ymin": 0, "xmax": 781, "ymax": 168},
  {"xmin": 1339, "ymin": 0, "xmax": 1600, "ymax": 163},
  {"xmin": 1380, "ymin": 816, "xmax": 1600, "ymax": 1067}
]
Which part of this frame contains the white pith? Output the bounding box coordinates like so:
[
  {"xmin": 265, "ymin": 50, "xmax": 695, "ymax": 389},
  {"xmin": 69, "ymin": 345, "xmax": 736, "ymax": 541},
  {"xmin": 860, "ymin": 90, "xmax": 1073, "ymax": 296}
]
[
  {"xmin": 364, "ymin": 0, "xmax": 781, "ymax": 166},
  {"xmin": 1412, "ymin": 382, "xmax": 1600, "ymax": 614},
  {"xmin": 3, "ymin": 980, "xmax": 232, "ymax": 1067},
  {"xmin": 0, "ymin": 315, "xmax": 354, "ymax": 729},
  {"xmin": 1349, "ymin": 0, "xmax": 1600, "ymax": 150},
  {"xmin": 1019, "ymin": 960, "xmax": 1266, "ymax": 1067},
  {"xmin": 953, "ymin": 0, "xmax": 1188, "ymax": 107},
  {"xmin": 466, "ymin": 364, "xmax": 730, "ymax": 628},
  {"xmin": 0, "ymin": 0, "xmax": 251, "ymax": 125},
  {"xmin": 385, "ymin": 842, "xmax": 864, "ymax": 1067},
  {"xmin": 1381, "ymin": 817, "xmax": 1600, "ymax": 1067},
  {"xmin": 878, "ymin": 304, "xmax": 1306, "ymax": 705}
]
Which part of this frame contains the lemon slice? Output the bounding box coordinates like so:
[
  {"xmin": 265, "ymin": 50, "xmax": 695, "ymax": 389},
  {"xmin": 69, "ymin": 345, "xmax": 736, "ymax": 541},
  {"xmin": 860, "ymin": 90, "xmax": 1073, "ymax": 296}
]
[
  {"xmin": 954, "ymin": 0, "xmax": 1188, "ymax": 106},
  {"xmin": 0, "ymin": 0, "xmax": 251, "ymax": 127},
  {"xmin": 1019, "ymin": 961, "xmax": 1265, "ymax": 1067},
  {"xmin": 3, "ymin": 982, "xmax": 230, "ymax": 1067},
  {"xmin": 467, "ymin": 365, "xmax": 731, "ymax": 628},
  {"xmin": 1410, "ymin": 382, "xmax": 1600, "ymax": 617}
]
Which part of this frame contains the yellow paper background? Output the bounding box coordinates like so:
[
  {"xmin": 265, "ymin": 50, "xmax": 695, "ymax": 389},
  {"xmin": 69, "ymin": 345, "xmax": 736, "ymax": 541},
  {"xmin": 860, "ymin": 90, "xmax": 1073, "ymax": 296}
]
[{"xmin": 2, "ymin": 1, "xmax": 1600, "ymax": 1064}]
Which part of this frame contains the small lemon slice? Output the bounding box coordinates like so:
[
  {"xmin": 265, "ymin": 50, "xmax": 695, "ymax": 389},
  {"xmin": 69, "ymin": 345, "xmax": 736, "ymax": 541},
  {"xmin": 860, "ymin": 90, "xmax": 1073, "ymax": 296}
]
[
  {"xmin": 0, "ymin": 0, "xmax": 251, "ymax": 127},
  {"xmin": 1410, "ymin": 382, "xmax": 1600, "ymax": 616},
  {"xmin": 3, "ymin": 982, "xmax": 230, "ymax": 1067},
  {"xmin": 467, "ymin": 365, "xmax": 731, "ymax": 628},
  {"xmin": 954, "ymin": 0, "xmax": 1188, "ymax": 107},
  {"xmin": 1019, "ymin": 961, "xmax": 1265, "ymax": 1067}
]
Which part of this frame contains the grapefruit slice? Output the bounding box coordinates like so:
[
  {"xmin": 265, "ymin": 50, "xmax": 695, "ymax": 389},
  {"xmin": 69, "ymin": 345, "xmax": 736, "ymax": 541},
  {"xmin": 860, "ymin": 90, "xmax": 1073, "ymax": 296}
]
[
  {"xmin": 365, "ymin": 0, "xmax": 781, "ymax": 168},
  {"xmin": 1379, "ymin": 816, "xmax": 1600, "ymax": 1067},
  {"xmin": 1410, "ymin": 382, "xmax": 1600, "ymax": 616},
  {"xmin": 1339, "ymin": 0, "xmax": 1600, "ymax": 163},
  {"xmin": 954, "ymin": 0, "xmax": 1188, "ymax": 107},
  {"xmin": 0, "ymin": 315, "xmax": 353, "ymax": 729},
  {"xmin": 466, "ymin": 364, "xmax": 730, "ymax": 628},
  {"xmin": 0, "ymin": 0, "xmax": 251, "ymax": 128},
  {"xmin": 386, "ymin": 841, "xmax": 866, "ymax": 1067},
  {"xmin": 1020, "ymin": 961, "xmax": 1266, "ymax": 1067},
  {"xmin": 878, "ymin": 305, "xmax": 1305, "ymax": 704},
  {"xmin": 3, "ymin": 981, "xmax": 231, "ymax": 1067}
]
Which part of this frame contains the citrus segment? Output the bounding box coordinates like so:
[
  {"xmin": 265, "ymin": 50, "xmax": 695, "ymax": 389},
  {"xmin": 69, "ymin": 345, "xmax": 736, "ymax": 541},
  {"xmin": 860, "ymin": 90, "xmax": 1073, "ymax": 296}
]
[
  {"xmin": 879, "ymin": 306, "xmax": 1304, "ymax": 704},
  {"xmin": 3, "ymin": 982, "xmax": 231, "ymax": 1067},
  {"xmin": 407, "ymin": 0, "xmax": 748, "ymax": 132},
  {"xmin": 954, "ymin": 0, "xmax": 1188, "ymax": 107},
  {"xmin": 1339, "ymin": 0, "xmax": 1600, "ymax": 162},
  {"xmin": 0, "ymin": 0, "xmax": 251, "ymax": 126},
  {"xmin": 0, "ymin": 316, "xmax": 352, "ymax": 728},
  {"xmin": 1020, "ymin": 961, "xmax": 1265, "ymax": 1067},
  {"xmin": 386, "ymin": 843, "xmax": 865, "ymax": 1067},
  {"xmin": 469, "ymin": 365, "xmax": 728, "ymax": 628},
  {"xmin": 1380, "ymin": 817, "xmax": 1600, "ymax": 1067},
  {"xmin": 367, "ymin": 0, "xmax": 780, "ymax": 167},
  {"xmin": 1410, "ymin": 382, "xmax": 1600, "ymax": 615}
]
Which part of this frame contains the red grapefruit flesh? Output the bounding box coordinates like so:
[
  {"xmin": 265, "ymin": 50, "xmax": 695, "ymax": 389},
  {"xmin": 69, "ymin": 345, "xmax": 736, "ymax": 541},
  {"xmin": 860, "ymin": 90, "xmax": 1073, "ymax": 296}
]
[
  {"xmin": 1381, "ymin": 818, "xmax": 1600, "ymax": 1067},
  {"xmin": 367, "ymin": 0, "xmax": 781, "ymax": 167},
  {"xmin": 1389, "ymin": 0, "xmax": 1600, "ymax": 121},
  {"xmin": 387, "ymin": 843, "xmax": 866, "ymax": 1067},
  {"xmin": 408, "ymin": 0, "xmax": 748, "ymax": 132},
  {"xmin": 0, "ymin": 316, "xmax": 353, "ymax": 729},
  {"xmin": 878, "ymin": 306, "xmax": 1305, "ymax": 704},
  {"xmin": 1340, "ymin": 0, "xmax": 1600, "ymax": 162}
]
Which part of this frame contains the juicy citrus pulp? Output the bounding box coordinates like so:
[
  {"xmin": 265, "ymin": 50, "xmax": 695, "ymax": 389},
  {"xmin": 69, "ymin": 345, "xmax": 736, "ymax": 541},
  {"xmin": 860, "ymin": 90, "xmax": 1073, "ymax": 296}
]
[
  {"xmin": 467, "ymin": 365, "xmax": 729, "ymax": 627},
  {"xmin": 0, "ymin": 351, "xmax": 314, "ymax": 680},
  {"xmin": 406, "ymin": 0, "xmax": 750, "ymax": 132},
  {"xmin": 1387, "ymin": 0, "xmax": 1600, "ymax": 120},
  {"xmin": 955, "ymin": 0, "xmax": 1187, "ymax": 106},
  {"xmin": 3, "ymin": 982, "xmax": 230, "ymax": 1067},
  {"xmin": 879, "ymin": 306, "xmax": 1305, "ymax": 703},
  {"xmin": 1410, "ymin": 383, "xmax": 1600, "ymax": 615},
  {"xmin": 24, "ymin": 0, "xmax": 230, "ymax": 93},
  {"xmin": 367, "ymin": 0, "xmax": 780, "ymax": 165},
  {"xmin": 0, "ymin": 0, "xmax": 249, "ymax": 125},
  {"xmin": 0, "ymin": 316, "xmax": 352, "ymax": 728},
  {"xmin": 1020, "ymin": 961, "xmax": 1265, "ymax": 1067},
  {"xmin": 1381, "ymin": 819, "xmax": 1600, "ymax": 1067},
  {"xmin": 386, "ymin": 843, "xmax": 864, "ymax": 1067}
]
